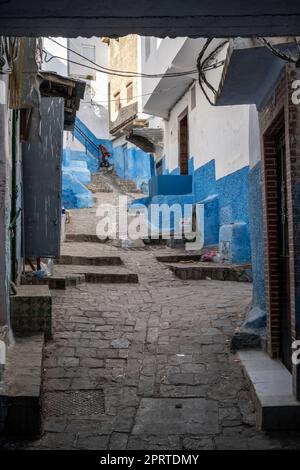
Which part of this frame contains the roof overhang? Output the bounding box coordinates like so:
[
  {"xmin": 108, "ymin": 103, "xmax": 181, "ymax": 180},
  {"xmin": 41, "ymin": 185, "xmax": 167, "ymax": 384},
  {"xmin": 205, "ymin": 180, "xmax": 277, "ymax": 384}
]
[
  {"xmin": 126, "ymin": 128, "xmax": 164, "ymax": 157},
  {"xmin": 142, "ymin": 38, "xmax": 228, "ymax": 118},
  {"xmin": 215, "ymin": 38, "xmax": 298, "ymax": 110},
  {"xmin": 38, "ymin": 71, "xmax": 86, "ymax": 130}
]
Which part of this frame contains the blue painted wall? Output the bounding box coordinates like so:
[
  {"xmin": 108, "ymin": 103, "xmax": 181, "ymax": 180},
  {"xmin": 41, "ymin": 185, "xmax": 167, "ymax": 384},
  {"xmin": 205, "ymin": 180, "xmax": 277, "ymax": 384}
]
[
  {"xmin": 112, "ymin": 144, "xmax": 155, "ymax": 193},
  {"xmin": 132, "ymin": 156, "xmax": 251, "ymax": 263},
  {"xmin": 62, "ymin": 148, "xmax": 94, "ymax": 209},
  {"xmin": 74, "ymin": 118, "xmax": 155, "ymax": 193},
  {"xmin": 149, "ymin": 175, "xmax": 193, "ymax": 197},
  {"xmin": 248, "ymin": 161, "xmax": 265, "ymax": 310},
  {"xmin": 74, "ymin": 117, "xmax": 113, "ymax": 161}
]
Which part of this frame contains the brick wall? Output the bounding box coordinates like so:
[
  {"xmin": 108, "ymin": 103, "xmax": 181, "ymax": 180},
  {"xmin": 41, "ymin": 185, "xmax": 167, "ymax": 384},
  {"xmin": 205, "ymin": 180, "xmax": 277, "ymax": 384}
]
[{"xmin": 260, "ymin": 64, "xmax": 300, "ymax": 398}]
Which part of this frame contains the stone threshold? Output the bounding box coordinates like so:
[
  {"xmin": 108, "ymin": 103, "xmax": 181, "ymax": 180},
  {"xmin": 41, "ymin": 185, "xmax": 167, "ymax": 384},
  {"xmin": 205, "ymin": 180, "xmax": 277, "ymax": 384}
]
[{"xmin": 238, "ymin": 350, "xmax": 300, "ymax": 430}]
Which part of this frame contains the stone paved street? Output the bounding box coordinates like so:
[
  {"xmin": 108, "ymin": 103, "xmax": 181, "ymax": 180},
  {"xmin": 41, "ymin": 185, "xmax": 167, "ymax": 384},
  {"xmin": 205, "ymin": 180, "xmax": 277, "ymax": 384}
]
[{"xmin": 10, "ymin": 189, "xmax": 300, "ymax": 449}]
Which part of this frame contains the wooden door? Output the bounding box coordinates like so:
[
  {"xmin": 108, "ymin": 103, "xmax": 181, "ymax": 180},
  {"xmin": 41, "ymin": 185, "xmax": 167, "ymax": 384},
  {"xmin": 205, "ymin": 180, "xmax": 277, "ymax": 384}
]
[{"xmin": 179, "ymin": 114, "xmax": 188, "ymax": 175}]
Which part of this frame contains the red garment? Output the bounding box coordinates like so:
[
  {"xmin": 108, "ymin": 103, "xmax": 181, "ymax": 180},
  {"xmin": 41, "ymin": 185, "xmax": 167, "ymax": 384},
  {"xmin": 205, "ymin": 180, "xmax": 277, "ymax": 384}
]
[{"xmin": 99, "ymin": 144, "xmax": 111, "ymax": 159}]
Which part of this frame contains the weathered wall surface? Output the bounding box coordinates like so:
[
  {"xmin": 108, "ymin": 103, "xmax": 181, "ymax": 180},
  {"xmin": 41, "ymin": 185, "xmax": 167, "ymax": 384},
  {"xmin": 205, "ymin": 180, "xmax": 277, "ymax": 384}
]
[{"xmin": 0, "ymin": 77, "xmax": 11, "ymax": 326}]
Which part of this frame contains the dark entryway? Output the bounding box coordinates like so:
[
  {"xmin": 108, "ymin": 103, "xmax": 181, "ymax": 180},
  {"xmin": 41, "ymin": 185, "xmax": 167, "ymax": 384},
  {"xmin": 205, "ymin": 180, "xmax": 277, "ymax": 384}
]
[
  {"xmin": 179, "ymin": 113, "xmax": 188, "ymax": 175},
  {"xmin": 276, "ymin": 129, "xmax": 292, "ymax": 371}
]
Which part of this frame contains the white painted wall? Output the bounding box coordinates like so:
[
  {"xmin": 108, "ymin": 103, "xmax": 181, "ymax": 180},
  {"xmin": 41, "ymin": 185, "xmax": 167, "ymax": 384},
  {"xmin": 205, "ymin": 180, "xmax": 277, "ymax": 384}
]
[
  {"xmin": 248, "ymin": 104, "xmax": 262, "ymax": 169},
  {"xmin": 164, "ymin": 81, "xmax": 251, "ymax": 179},
  {"xmin": 42, "ymin": 38, "xmax": 68, "ymax": 75},
  {"xmin": 141, "ymin": 36, "xmax": 253, "ymax": 179},
  {"xmin": 141, "ymin": 36, "xmax": 188, "ymax": 106},
  {"xmin": 43, "ymin": 37, "xmax": 110, "ymax": 151}
]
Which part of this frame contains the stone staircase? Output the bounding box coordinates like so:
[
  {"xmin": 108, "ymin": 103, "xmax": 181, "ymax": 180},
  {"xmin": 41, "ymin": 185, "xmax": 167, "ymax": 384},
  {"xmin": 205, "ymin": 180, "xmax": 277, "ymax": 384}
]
[
  {"xmin": 86, "ymin": 172, "xmax": 114, "ymax": 193},
  {"xmin": 87, "ymin": 169, "xmax": 142, "ymax": 195}
]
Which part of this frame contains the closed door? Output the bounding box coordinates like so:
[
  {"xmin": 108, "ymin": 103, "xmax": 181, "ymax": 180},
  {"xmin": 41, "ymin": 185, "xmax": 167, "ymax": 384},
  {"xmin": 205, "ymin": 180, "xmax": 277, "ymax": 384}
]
[
  {"xmin": 179, "ymin": 114, "xmax": 188, "ymax": 175},
  {"xmin": 277, "ymin": 133, "xmax": 292, "ymax": 371}
]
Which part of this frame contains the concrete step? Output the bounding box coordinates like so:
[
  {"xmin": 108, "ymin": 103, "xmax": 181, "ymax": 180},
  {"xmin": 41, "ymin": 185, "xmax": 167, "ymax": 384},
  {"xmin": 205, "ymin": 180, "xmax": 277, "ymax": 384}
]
[
  {"xmin": 0, "ymin": 333, "xmax": 44, "ymax": 438},
  {"xmin": 55, "ymin": 254, "xmax": 123, "ymax": 266},
  {"xmin": 65, "ymin": 233, "xmax": 108, "ymax": 243},
  {"xmin": 53, "ymin": 265, "xmax": 139, "ymax": 284},
  {"xmin": 156, "ymin": 253, "xmax": 203, "ymax": 263},
  {"xmin": 238, "ymin": 350, "xmax": 300, "ymax": 430},
  {"xmin": 22, "ymin": 273, "xmax": 85, "ymax": 290},
  {"xmin": 166, "ymin": 262, "xmax": 252, "ymax": 282},
  {"xmin": 10, "ymin": 285, "xmax": 52, "ymax": 339}
]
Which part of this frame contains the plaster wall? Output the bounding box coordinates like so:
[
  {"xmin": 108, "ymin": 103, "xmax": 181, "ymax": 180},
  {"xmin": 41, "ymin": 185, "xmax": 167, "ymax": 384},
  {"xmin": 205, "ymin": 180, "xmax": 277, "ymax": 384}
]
[{"xmin": 164, "ymin": 82, "xmax": 250, "ymax": 180}]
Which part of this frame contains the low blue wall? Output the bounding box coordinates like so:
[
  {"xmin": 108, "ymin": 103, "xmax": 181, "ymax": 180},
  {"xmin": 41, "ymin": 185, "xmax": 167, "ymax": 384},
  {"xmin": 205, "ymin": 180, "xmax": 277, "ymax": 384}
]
[
  {"xmin": 133, "ymin": 156, "xmax": 251, "ymax": 263},
  {"xmin": 149, "ymin": 175, "xmax": 193, "ymax": 197},
  {"xmin": 62, "ymin": 172, "xmax": 94, "ymax": 209},
  {"xmin": 62, "ymin": 148, "xmax": 94, "ymax": 209}
]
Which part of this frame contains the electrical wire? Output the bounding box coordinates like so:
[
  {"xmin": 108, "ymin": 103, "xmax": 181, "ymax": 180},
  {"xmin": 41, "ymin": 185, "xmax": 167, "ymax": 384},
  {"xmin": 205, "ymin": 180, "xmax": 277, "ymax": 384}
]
[
  {"xmin": 257, "ymin": 37, "xmax": 300, "ymax": 67},
  {"xmin": 196, "ymin": 39, "xmax": 228, "ymax": 106},
  {"xmin": 82, "ymin": 83, "xmax": 192, "ymax": 104},
  {"xmin": 43, "ymin": 49, "xmax": 199, "ymax": 79},
  {"xmin": 47, "ymin": 37, "xmax": 199, "ymax": 79}
]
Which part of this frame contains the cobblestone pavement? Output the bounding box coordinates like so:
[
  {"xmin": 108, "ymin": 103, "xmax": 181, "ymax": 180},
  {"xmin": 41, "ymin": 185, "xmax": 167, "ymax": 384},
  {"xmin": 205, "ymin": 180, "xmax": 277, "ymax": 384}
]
[{"xmin": 13, "ymin": 191, "xmax": 300, "ymax": 449}]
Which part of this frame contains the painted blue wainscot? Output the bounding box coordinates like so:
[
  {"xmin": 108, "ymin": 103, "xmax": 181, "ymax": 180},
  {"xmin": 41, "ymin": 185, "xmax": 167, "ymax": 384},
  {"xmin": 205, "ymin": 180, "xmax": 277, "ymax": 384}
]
[{"xmin": 132, "ymin": 157, "xmax": 251, "ymax": 264}]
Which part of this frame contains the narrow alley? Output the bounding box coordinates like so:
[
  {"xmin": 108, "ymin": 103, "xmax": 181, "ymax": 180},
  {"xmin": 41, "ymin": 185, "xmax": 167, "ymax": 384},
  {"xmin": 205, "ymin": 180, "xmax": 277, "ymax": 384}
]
[
  {"xmin": 5, "ymin": 177, "xmax": 298, "ymax": 450},
  {"xmin": 2, "ymin": 8, "xmax": 300, "ymax": 454}
]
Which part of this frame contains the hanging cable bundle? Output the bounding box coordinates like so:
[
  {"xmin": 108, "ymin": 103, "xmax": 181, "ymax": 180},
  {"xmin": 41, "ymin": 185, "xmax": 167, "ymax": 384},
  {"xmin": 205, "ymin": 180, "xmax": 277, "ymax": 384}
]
[
  {"xmin": 196, "ymin": 39, "xmax": 228, "ymax": 106},
  {"xmin": 46, "ymin": 37, "xmax": 198, "ymax": 79}
]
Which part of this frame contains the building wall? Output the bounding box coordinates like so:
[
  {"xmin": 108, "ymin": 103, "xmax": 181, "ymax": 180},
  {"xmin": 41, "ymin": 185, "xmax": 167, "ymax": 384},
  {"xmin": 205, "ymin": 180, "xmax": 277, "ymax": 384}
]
[
  {"xmin": 158, "ymin": 81, "xmax": 251, "ymax": 263},
  {"xmin": 108, "ymin": 35, "xmax": 138, "ymax": 129},
  {"xmin": 112, "ymin": 135, "xmax": 154, "ymax": 192},
  {"xmin": 42, "ymin": 37, "xmax": 68, "ymax": 75},
  {"xmin": 43, "ymin": 37, "xmax": 111, "ymax": 208}
]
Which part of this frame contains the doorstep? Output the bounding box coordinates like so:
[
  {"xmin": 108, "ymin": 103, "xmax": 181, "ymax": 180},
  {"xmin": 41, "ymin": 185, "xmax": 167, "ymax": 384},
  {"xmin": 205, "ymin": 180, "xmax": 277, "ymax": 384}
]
[{"xmin": 238, "ymin": 350, "xmax": 300, "ymax": 430}]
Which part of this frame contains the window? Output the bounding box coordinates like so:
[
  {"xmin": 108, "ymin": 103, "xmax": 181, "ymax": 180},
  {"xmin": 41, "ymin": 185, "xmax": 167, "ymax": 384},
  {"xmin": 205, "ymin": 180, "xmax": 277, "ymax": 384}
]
[
  {"xmin": 114, "ymin": 92, "xmax": 121, "ymax": 113},
  {"xmin": 81, "ymin": 44, "xmax": 96, "ymax": 79},
  {"xmin": 126, "ymin": 82, "xmax": 133, "ymax": 103},
  {"xmin": 145, "ymin": 37, "xmax": 151, "ymax": 61},
  {"xmin": 191, "ymin": 84, "xmax": 196, "ymax": 110}
]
